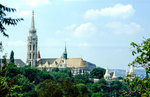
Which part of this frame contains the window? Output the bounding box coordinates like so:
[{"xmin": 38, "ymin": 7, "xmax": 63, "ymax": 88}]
[
  {"xmin": 33, "ymin": 53, "xmax": 34, "ymax": 59},
  {"xmin": 29, "ymin": 45, "xmax": 31, "ymax": 50},
  {"xmin": 30, "ymin": 53, "xmax": 31, "ymax": 59},
  {"xmin": 33, "ymin": 44, "xmax": 35, "ymax": 50}
]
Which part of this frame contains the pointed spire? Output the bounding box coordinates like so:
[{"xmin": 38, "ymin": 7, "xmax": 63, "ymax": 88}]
[
  {"xmin": 37, "ymin": 51, "xmax": 41, "ymax": 59},
  {"xmin": 63, "ymin": 42, "xmax": 67, "ymax": 59},
  {"xmin": 64, "ymin": 41, "xmax": 67, "ymax": 54},
  {"xmin": 129, "ymin": 65, "xmax": 134, "ymax": 73},
  {"xmin": 112, "ymin": 71, "xmax": 117, "ymax": 79},
  {"xmin": 30, "ymin": 10, "xmax": 36, "ymax": 33}
]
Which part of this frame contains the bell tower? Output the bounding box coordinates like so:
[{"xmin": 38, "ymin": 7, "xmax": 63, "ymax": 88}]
[{"xmin": 26, "ymin": 10, "xmax": 38, "ymax": 67}]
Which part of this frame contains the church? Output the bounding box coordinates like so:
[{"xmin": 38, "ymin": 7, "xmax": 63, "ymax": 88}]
[{"xmin": 26, "ymin": 11, "xmax": 96, "ymax": 75}]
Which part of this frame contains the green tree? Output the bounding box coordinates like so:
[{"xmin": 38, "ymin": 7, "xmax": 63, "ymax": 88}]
[
  {"xmin": 74, "ymin": 72, "xmax": 92, "ymax": 84},
  {"xmin": 120, "ymin": 77, "xmax": 150, "ymax": 97},
  {"xmin": 0, "ymin": 62, "xmax": 22, "ymax": 97},
  {"xmin": 0, "ymin": 4, "xmax": 23, "ymax": 37},
  {"xmin": 90, "ymin": 67, "xmax": 105, "ymax": 79},
  {"xmin": 60, "ymin": 77, "xmax": 80, "ymax": 97},
  {"xmin": 5, "ymin": 62, "xmax": 22, "ymax": 78},
  {"xmin": 9, "ymin": 50, "xmax": 14, "ymax": 64},
  {"xmin": 91, "ymin": 92, "xmax": 105, "ymax": 97},
  {"xmin": 76, "ymin": 83, "xmax": 90, "ymax": 96},
  {"xmin": 38, "ymin": 79, "xmax": 63, "ymax": 97},
  {"xmin": 14, "ymin": 74, "xmax": 37, "ymax": 97},
  {"xmin": 59, "ymin": 68, "xmax": 72, "ymax": 77},
  {"xmin": 130, "ymin": 38, "xmax": 150, "ymax": 79}
]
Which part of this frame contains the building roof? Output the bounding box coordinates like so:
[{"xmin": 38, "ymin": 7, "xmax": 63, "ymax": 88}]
[
  {"xmin": 51, "ymin": 58, "xmax": 86, "ymax": 68},
  {"xmin": 38, "ymin": 58, "xmax": 56, "ymax": 65},
  {"xmin": 0, "ymin": 59, "xmax": 26, "ymax": 67}
]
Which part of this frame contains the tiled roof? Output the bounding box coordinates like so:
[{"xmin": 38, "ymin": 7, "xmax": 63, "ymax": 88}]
[{"xmin": 51, "ymin": 58, "xmax": 86, "ymax": 68}]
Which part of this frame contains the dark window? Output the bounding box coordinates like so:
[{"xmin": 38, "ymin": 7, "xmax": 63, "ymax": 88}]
[
  {"xmin": 30, "ymin": 53, "xmax": 31, "ymax": 59},
  {"xmin": 33, "ymin": 53, "xmax": 34, "ymax": 59},
  {"xmin": 33, "ymin": 44, "xmax": 35, "ymax": 50},
  {"xmin": 30, "ymin": 45, "xmax": 31, "ymax": 50}
]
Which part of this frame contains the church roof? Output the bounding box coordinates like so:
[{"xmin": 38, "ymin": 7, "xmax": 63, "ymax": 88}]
[
  {"xmin": 51, "ymin": 58, "xmax": 86, "ymax": 68},
  {"xmin": 38, "ymin": 58, "xmax": 56, "ymax": 65},
  {"xmin": 43, "ymin": 61, "xmax": 50, "ymax": 67}
]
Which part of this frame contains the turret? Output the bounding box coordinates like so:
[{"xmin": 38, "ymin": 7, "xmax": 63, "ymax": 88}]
[{"xmin": 104, "ymin": 67, "xmax": 111, "ymax": 80}]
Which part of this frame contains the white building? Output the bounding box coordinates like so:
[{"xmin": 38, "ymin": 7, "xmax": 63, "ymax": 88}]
[
  {"xmin": 125, "ymin": 65, "xmax": 136, "ymax": 81},
  {"xmin": 104, "ymin": 67, "xmax": 118, "ymax": 81}
]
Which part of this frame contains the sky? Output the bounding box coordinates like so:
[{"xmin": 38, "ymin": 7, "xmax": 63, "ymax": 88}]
[{"xmin": 0, "ymin": 0, "xmax": 150, "ymax": 69}]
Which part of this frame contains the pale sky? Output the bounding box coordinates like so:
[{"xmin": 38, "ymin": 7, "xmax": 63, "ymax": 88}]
[{"xmin": 0, "ymin": 0, "xmax": 150, "ymax": 69}]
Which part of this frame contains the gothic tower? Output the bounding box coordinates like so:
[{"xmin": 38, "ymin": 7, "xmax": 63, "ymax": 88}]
[{"xmin": 26, "ymin": 10, "xmax": 38, "ymax": 67}]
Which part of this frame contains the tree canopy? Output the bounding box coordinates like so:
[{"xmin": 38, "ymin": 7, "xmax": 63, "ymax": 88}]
[
  {"xmin": 130, "ymin": 38, "xmax": 150, "ymax": 78},
  {"xmin": 0, "ymin": 4, "xmax": 23, "ymax": 37}
]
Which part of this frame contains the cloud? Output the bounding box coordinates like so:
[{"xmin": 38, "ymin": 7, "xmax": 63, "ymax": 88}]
[
  {"xmin": 73, "ymin": 22, "xmax": 97, "ymax": 37},
  {"xmin": 6, "ymin": 40, "xmax": 26, "ymax": 47},
  {"xmin": 84, "ymin": 4, "xmax": 135, "ymax": 19},
  {"xmin": 56, "ymin": 24, "xmax": 77, "ymax": 34},
  {"xmin": 56, "ymin": 23, "xmax": 97, "ymax": 38},
  {"xmin": 105, "ymin": 22, "xmax": 143, "ymax": 35}
]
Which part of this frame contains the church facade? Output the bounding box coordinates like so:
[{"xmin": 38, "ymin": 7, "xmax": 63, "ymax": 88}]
[{"xmin": 26, "ymin": 11, "xmax": 96, "ymax": 75}]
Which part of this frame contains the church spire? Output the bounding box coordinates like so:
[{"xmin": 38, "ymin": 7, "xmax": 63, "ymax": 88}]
[
  {"xmin": 63, "ymin": 42, "xmax": 67, "ymax": 59},
  {"xmin": 30, "ymin": 10, "xmax": 36, "ymax": 33}
]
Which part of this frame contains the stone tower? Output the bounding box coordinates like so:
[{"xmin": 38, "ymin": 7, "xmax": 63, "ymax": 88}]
[{"xmin": 26, "ymin": 10, "xmax": 38, "ymax": 67}]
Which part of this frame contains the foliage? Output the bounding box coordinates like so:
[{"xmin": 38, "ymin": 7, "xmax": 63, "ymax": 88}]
[
  {"xmin": 120, "ymin": 77, "xmax": 150, "ymax": 96},
  {"xmin": 5, "ymin": 62, "xmax": 22, "ymax": 78},
  {"xmin": 90, "ymin": 67, "xmax": 105, "ymax": 79},
  {"xmin": 91, "ymin": 92, "xmax": 105, "ymax": 97},
  {"xmin": 0, "ymin": 62, "xmax": 22, "ymax": 97},
  {"xmin": 9, "ymin": 50, "xmax": 14, "ymax": 63},
  {"xmin": 38, "ymin": 79, "xmax": 63, "ymax": 97},
  {"xmin": 24, "ymin": 67, "xmax": 54, "ymax": 84},
  {"xmin": 59, "ymin": 68, "xmax": 72, "ymax": 77},
  {"xmin": 14, "ymin": 74, "xmax": 37, "ymax": 97},
  {"xmin": 130, "ymin": 38, "xmax": 150, "ymax": 78},
  {"xmin": 76, "ymin": 83, "xmax": 90, "ymax": 96},
  {"xmin": 59, "ymin": 77, "xmax": 80, "ymax": 97},
  {"xmin": 52, "ymin": 68, "xmax": 59, "ymax": 72},
  {"xmin": 74, "ymin": 72, "xmax": 92, "ymax": 84},
  {"xmin": 0, "ymin": 4, "xmax": 23, "ymax": 37}
]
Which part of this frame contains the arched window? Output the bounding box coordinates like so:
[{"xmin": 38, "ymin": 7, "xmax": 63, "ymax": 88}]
[
  {"xmin": 30, "ymin": 53, "xmax": 31, "ymax": 59},
  {"xmin": 33, "ymin": 44, "xmax": 35, "ymax": 50},
  {"xmin": 33, "ymin": 53, "xmax": 35, "ymax": 59},
  {"xmin": 29, "ymin": 45, "xmax": 31, "ymax": 50}
]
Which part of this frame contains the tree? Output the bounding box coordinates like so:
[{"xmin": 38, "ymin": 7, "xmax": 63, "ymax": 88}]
[
  {"xmin": 130, "ymin": 38, "xmax": 150, "ymax": 79},
  {"xmin": 120, "ymin": 77, "xmax": 150, "ymax": 97},
  {"xmin": 14, "ymin": 74, "xmax": 37, "ymax": 97},
  {"xmin": 5, "ymin": 62, "xmax": 22, "ymax": 78},
  {"xmin": 38, "ymin": 79, "xmax": 63, "ymax": 97},
  {"xmin": 60, "ymin": 77, "xmax": 80, "ymax": 97},
  {"xmin": 90, "ymin": 67, "xmax": 105, "ymax": 79},
  {"xmin": 74, "ymin": 72, "xmax": 92, "ymax": 84},
  {"xmin": 9, "ymin": 50, "xmax": 14, "ymax": 63},
  {"xmin": 0, "ymin": 4, "xmax": 23, "ymax": 37},
  {"xmin": 0, "ymin": 61, "xmax": 22, "ymax": 97}
]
